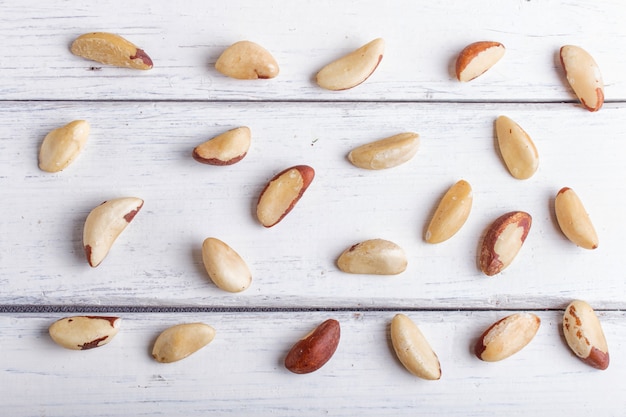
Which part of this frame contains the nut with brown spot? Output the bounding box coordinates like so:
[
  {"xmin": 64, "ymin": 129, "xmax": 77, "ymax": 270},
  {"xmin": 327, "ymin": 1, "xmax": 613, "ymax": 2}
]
[
  {"xmin": 348, "ymin": 132, "xmax": 419, "ymax": 170},
  {"xmin": 337, "ymin": 238, "xmax": 407, "ymax": 275},
  {"xmin": 560, "ymin": 45, "xmax": 604, "ymax": 112},
  {"xmin": 455, "ymin": 41, "xmax": 505, "ymax": 82},
  {"xmin": 256, "ymin": 165, "xmax": 314, "ymax": 227},
  {"xmin": 215, "ymin": 41, "xmax": 279, "ymax": 80},
  {"xmin": 563, "ymin": 300, "xmax": 609, "ymax": 370},
  {"xmin": 475, "ymin": 313, "xmax": 540, "ymax": 362},
  {"xmin": 390, "ymin": 314, "xmax": 441, "ymax": 380},
  {"xmin": 70, "ymin": 32, "xmax": 153, "ymax": 70},
  {"xmin": 554, "ymin": 187, "xmax": 598, "ymax": 250},
  {"xmin": 425, "ymin": 180, "xmax": 473, "ymax": 244},
  {"xmin": 192, "ymin": 127, "xmax": 251, "ymax": 165},
  {"xmin": 202, "ymin": 237, "xmax": 252, "ymax": 293},
  {"xmin": 49, "ymin": 316, "xmax": 120, "ymax": 350},
  {"xmin": 495, "ymin": 116, "xmax": 539, "ymax": 180},
  {"xmin": 152, "ymin": 323, "xmax": 216, "ymax": 363},
  {"xmin": 284, "ymin": 319, "xmax": 340, "ymax": 374},
  {"xmin": 479, "ymin": 211, "xmax": 532, "ymax": 276},
  {"xmin": 38, "ymin": 120, "xmax": 90, "ymax": 173}
]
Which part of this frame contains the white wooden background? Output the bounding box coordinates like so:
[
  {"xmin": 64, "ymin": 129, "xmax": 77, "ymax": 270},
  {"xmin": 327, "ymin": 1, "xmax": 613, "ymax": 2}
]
[{"xmin": 1, "ymin": 0, "xmax": 625, "ymax": 415}]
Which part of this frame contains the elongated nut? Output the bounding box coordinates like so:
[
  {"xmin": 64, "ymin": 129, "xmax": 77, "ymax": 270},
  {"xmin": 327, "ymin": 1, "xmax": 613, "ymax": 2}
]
[
  {"xmin": 83, "ymin": 197, "xmax": 144, "ymax": 267},
  {"xmin": 563, "ymin": 300, "xmax": 609, "ymax": 370},
  {"xmin": 192, "ymin": 126, "xmax": 251, "ymax": 165},
  {"xmin": 70, "ymin": 32, "xmax": 153, "ymax": 70},
  {"xmin": 425, "ymin": 180, "xmax": 473, "ymax": 243},
  {"xmin": 316, "ymin": 38, "xmax": 385, "ymax": 91},
  {"xmin": 495, "ymin": 116, "xmax": 539, "ymax": 180},
  {"xmin": 479, "ymin": 211, "xmax": 532, "ymax": 276},
  {"xmin": 455, "ymin": 41, "xmax": 505, "ymax": 82},
  {"xmin": 390, "ymin": 314, "xmax": 441, "ymax": 380},
  {"xmin": 49, "ymin": 316, "xmax": 120, "ymax": 350},
  {"xmin": 348, "ymin": 132, "xmax": 419, "ymax": 170},
  {"xmin": 152, "ymin": 323, "xmax": 215, "ymax": 363},
  {"xmin": 284, "ymin": 319, "xmax": 340, "ymax": 374},
  {"xmin": 475, "ymin": 313, "xmax": 540, "ymax": 361},
  {"xmin": 256, "ymin": 165, "xmax": 314, "ymax": 227},
  {"xmin": 560, "ymin": 45, "xmax": 604, "ymax": 112},
  {"xmin": 202, "ymin": 237, "xmax": 251, "ymax": 293},
  {"xmin": 337, "ymin": 238, "xmax": 407, "ymax": 275},
  {"xmin": 554, "ymin": 187, "xmax": 598, "ymax": 250},
  {"xmin": 38, "ymin": 120, "xmax": 90, "ymax": 172},
  {"xmin": 215, "ymin": 41, "xmax": 279, "ymax": 79}
]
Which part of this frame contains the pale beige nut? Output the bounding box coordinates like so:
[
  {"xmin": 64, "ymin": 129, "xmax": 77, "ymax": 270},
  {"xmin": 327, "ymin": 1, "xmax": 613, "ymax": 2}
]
[
  {"xmin": 560, "ymin": 45, "xmax": 604, "ymax": 112},
  {"xmin": 390, "ymin": 314, "xmax": 441, "ymax": 380},
  {"xmin": 202, "ymin": 237, "xmax": 252, "ymax": 293},
  {"xmin": 70, "ymin": 32, "xmax": 153, "ymax": 70},
  {"xmin": 83, "ymin": 197, "xmax": 144, "ymax": 267},
  {"xmin": 337, "ymin": 238, "xmax": 407, "ymax": 275},
  {"xmin": 284, "ymin": 319, "xmax": 340, "ymax": 374},
  {"xmin": 49, "ymin": 316, "xmax": 120, "ymax": 350},
  {"xmin": 475, "ymin": 313, "xmax": 540, "ymax": 362},
  {"xmin": 425, "ymin": 180, "xmax": 473, "ymax": 244},
  {"xmin": 348, "ymin": 132, "xmax": 419, "ymax": 170},
  {"xmin": 256, "ymin": 165, "xmax": 315, "ymax": 227},
  {"xmin": 152, "ymin": 323, "xmax": 216, "ymax": 363},
  {"xmin": 316, "ymin": 38, "xmax": 385, "ymax": 91},
  {"xmin": 38, "ymin": 120, "xmax": 90, "ymax": 173},
  {"xmin": 455, "ymin": 41, "xmax": 505, "ymax": 82},
  {"xmin": 192, "ymin": 127, "xmax": 251, "ymax": 165},
  {"xmin": 563, "ymin": 300, "xmax": 609, "ymax": 370},
  {"xmin": 554, "ymin": 187, "xmax": 598, "ymax": 250},
  {"xmin": 215, "ymin": 41, "xmax": 279, "ymax": 79},
  {"xmin": 495, "ymin": 116, "xmax": 539, "ymax": 180},
  {"xmin": 479, "ymin": 211, "xmax": 532, "ymax": 276}
]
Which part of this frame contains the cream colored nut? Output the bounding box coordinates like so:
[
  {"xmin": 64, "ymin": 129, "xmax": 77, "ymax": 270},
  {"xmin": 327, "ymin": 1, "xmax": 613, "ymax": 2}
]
[
  {"xmin": 38, "ymin": 120, "xmax": 90, "ymax": 173},
  {"xmin": 152, "ymin": 323, "xmax": 216, "ymax": 363},
  {"xmin": 70, "ymin": 32, "xmax": 153, "ymax": 70},
  {"xmin": 316, "ymin": 38, "xmax": 385, "ymax": 91},
  {"xmin": 495, "ymin": 116, "xmax": 539, "ymax": 180},
  {"xmin": 455, "ymin": 41, "xmax": 505, "ymax": 82},
  {"xmin": 284, "ymin": 319, "xmax": 340, "ymax": 374},
  {"xmin": 425, "ymin": 180, "xmax": 473, "ymax": 243},
  {"xmin": 192, "ymin": 126, "xmax": 251, "ymax": 165},
  {"xmin": 348, "ymin": 132, "xmax": 419, "ymax": 170},
  {"xmin": 563, "ymin": 300, "xmax": 609, "ymax": 370},
  {"xmin": 256, "ymin": 165, "xmax": 315, "ymax": 227},
  {"xmin": 83, "ymin": 197, "xmax": 144, "ymax": 267},
  {"xmin": 554, "ymin": 187, "xmax": 598, "ymax": 250},
  {"xmin": 479, "ymin": 211, "xmax": 532, "ymax": 276},
  {"xmin": 215, "ymin": 41, "xmax": 279, "ymax": 79},
  {"xmin": 202, "ymin": 237, "xmax": 252, "ymax": 293},
  {"xmin": 390, "ymin": 314, "xmax": 441, "ymax": 380},
  {"xmin": 337, "ymin": 238, "xmax": 407, "ymax": 275},
  {"xmin": 560, "ymin": 45, "xmax": 604, "ymax": 112},
  {"xmin": 49, "ymin": 316, "xmax": 120, "ymax": 350},
  {"xmin": 475, "ymin": 313, "xmax": 540, "ymax": 362}
]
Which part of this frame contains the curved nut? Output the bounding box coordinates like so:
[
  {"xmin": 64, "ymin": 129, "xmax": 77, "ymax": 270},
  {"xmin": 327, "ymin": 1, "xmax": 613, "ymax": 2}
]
[
  {"xmin": 479, "ymin": 211, "xmax": 532, "ymax": 276},
  {"xmin": 39, "ymin": 120, "xmax": 90, "ymax": 172},
  {"xmin": 83, "ymin": 197, "xmax": 144, "ymax": 267},
  {"xmin": 202, "ymin": 237, "xmax": 252, "ymax": 293},
  {"xmin": 316, "ymin": 38, "xmax": 385, "ymax": 91},
  {"xmin": 455, "ymin": 41, "xmax": 505, "ymax": 82},
  {"xmin": 193, "ymin": 126, "xmax": 251, "ymax": 165},
  {"xmin": 425, "ymin": 180, "xmax": 473, "ymax": 243},
  {"xmin": 337, "ymin": 238, "xmax": 407, "ymax": 275},
  {"xmin": 284, "ymin": 319, "xmax": 340, "ymax": 374},
  {"xmin": 390, "ymin": 314, "xmax": 441, "ymax": 380},
  {"xmin": 563, "ymin": 300, "xmax": 609, "ymax": 370},
  {"xmin": 348, "ymin": 132, "xmax": 419, "ymax": 170},
  {"xmin": 49, "ymin": 316, "xmax": 120, "ymax": 350},
  {"xmin": 560, "ymin": 45, "xmax": 604, "ymax": 112},
  {"xmin": 554, "ymin": 187, "xmax": 598, "ymax": 250},
  {"xmin": 152, "ymin": 323, "xmax": 216, "ymax": 363},
  {"xmin": 215, "ymin": 41, "xmax": 279, "ymax": 79},
  {"xmin": 70, "ymin": 32, "xmax": 153, "ymax": 70},
  {"xmin": 475, "ymin": 313, "xmax": 540, "ymax": 362},
  {"xmin": 495, "ymin": 116, "xmax": 539, "ymax": 180}
]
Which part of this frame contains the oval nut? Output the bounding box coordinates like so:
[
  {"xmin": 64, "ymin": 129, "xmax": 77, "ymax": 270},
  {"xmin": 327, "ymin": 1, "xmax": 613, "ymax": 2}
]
[
  {"xmin": 479, "ymin": 211, "xmax": 532, "ymax": 276},
  {"xmin": 193, "ymin": 127, "xmax": 251, "ymax": 165},
  {"xmin": 495, "ymin": 116, "xmax": 539, "ymax": 180},
  {"xmin": 475, "ymin": 313, "xmax": 540, "ymax": 362},
  {"xmin": 284, "ymin": 319, "xmax": 340, "ymax": 374},
  {"xmin": 455, "ymin": 41, "xmax": 505, "ymax": 82},
  {"xmin": 560, "ymin": 45, "xmax": 604, "ymax": 112},
  {"xmin": 215, "ymin": 41, "xmax": 279, "ymax": 80},
  {"xmin": 563, "ymin": 300, "xmax": 609, "ymax": 370},
  {"xmin": 49, "ymin": 316, "xmax": 120, "ymax": 350},
  {"xmin": 554, "ymin": 187, "xmax": 598, "ymax": 250},
  {"xmin": 39, "ymin": 120, "xmax": 90, "ymax": 173},
  {"xmin": 202, "ymin": 237, "xmax": 252, "ymax": 293},
  {"xmin": 337, "ymin": 238, "xmax": 407, "ymax": 275},
  {"xmin": 152, "ymin": 323, "xmax": 216, "ymax": 363},
  {"xmin": 348, "ymin": 132, "xmax": 419, "ymax": 170},
  {"xmin": 390, "ymin": 314, "xmax": 441, "ymax": 380},
  {"xmin": 425, "ymin": 180, "xmax": 473, "ymax": 243}
]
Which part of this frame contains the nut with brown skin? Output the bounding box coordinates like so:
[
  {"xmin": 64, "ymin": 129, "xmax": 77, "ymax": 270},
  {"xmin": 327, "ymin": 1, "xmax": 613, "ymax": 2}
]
[
  {"xmin": 560, "ymin": 45, "xmax": 604, "ymax": 112},
  {"xmin": 215, "ymin": 41, "xmax": 279, "ymax": 80},
  {"xmin": 455, "ymin": 41, "xmax": 505, "ymax": 82},
  {"xmin": 337, "ymin": 238, "xmax": 407, "ymax": 275},
  {"xmin": 479, "ymin": 211, "xmax": 532, "ymax": 276},
  {"xmin": 563, "ymin": 300, "xmax": 609, "ymax": 370},
  {"xmin": 495, "ymin": 116, "xmax": 539, "ymax": 180},
  {"xmin": 38, "ymin": 120, "xmax": 90, "ymax": 173},
  {"xmin": 474, "ymin": 313, "xmax": 540, "ymax": 362},
  {"xmin": 284, "ymin": 319, "xmax": 340, "ymax": 374},
  {"xmin": 348, "ymin": 132, "xmax": 419, "ymax": 170},
  {"xmin": 425, "ymin": 180, "xmax": 473, "ymax": 244},
  {"xmin": 390, "ymin": 314, "xmax": 441, "ymax": 380},
  {"xmin": 256, "ymin": 165, "xmax": 314, "ymax": 227},
  {"xmin": 554, "ymin": 187, "xmax": 598, "ymax": 250},
  {"xmin": 49, "ymin": 316, "xmax": 120, "ymax": 350},
  {"xmin": 152, "ymin": 323, "xmax": 216, "ymax": 363},
  {"xmin": 193, "ymin": 127, "xmax": 251, "ymax": 165},
  {"xmin": 83, "ymin": 197, "xmax": 144, "ymax": 267},
  {"xmin": 316, "ymin": 38, "xmax": 385, "ymax": 91},
  {"xmin": 70, "ymin": 32, "xmax": 153, "ymax": 70}
]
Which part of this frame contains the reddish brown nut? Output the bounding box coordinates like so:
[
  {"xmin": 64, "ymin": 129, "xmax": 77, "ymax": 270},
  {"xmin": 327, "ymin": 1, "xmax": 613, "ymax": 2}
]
[
  {"xmin": 479, "ymin": 211, "xmax": 532, "ymax": 276},
  {"xmin": 284, "ymin": 319, "xmax": 340, "ymax": 374},
  {"xmin": 455, "ymin": 41, "xmax": 505, "ymax": 82},
  {"xmin": 192, "ymin": 127, "xmax": 251, "ymax": 165},
  {"xmin": 563, "ymin": 300, "xmax": 609, "ymax": 370},
  {"xmin": 475, "ymin": 313, "xmax": 541, "ymax": 362},
  {"xmin": 256, "ymin": 165, "xmax": 315, "ymax": 227}
]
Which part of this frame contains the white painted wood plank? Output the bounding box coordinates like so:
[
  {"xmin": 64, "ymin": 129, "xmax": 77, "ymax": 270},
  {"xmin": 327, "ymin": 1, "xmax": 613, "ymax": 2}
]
[
  {"xmin": 1, "ymin": 310, "xmax": 622, "ymax": 416},
  {"xmin": 0, "ymin": 101, "xmax": 623, "ymax": 308},
  {"xmin": 0, "ymin": 0, "xmax": 625, "ymax": 101}
]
